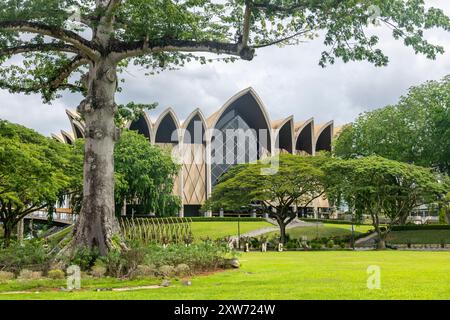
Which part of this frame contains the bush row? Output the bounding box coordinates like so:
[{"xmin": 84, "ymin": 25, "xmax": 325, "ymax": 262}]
[
  {"xmin": 300, "ymin": 218, "xmax": 371, "ymax": 225},
  {"xmin": 188, "ymin": 217, "xmax": 266, "ymax": 222},
  {"xmin": 0, "ymin": 238, "xmax": 237, "ymax": 280},
  {"xmin": 391, "ymin": 224, "xmax": 450, "ymax": 231}
]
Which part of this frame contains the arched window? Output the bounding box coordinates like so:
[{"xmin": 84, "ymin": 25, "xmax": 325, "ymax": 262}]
[
  {"xmin": 315, "ymin": 122, "xmax": 333, "ymax": 152},
  {"xmin": 210, "ymin": 89, "xmax": 271, "ymax": 186},
  {"xmin": 295, "ymin": 120, "xmax": 313, "ymax": 155},
  {"xmin": 274, "ymin": 117, "xmax": 293, "ymax": 154},
  {"xmin": 129, "ymin": 114, "xmax": 152, "ymax": 141},
  {"xmin": 155, "ymin": 109, "xmax": 179, "ymax": 144}
]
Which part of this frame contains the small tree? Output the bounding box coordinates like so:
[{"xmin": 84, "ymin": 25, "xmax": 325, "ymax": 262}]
[
  {"xmin": 204, "ymin": 154, "xmax": 326, "ymax": 244},
  {"xmin": 325, "ymin": 156, "xmax": 447, "ymax": 249},
  {"xmin": 0, "ymin": 120, "xmax": 77, "ymax": 247},
  {"xmin": 114, "ymin": 130, "xmax": 181, "ymax": 216}
]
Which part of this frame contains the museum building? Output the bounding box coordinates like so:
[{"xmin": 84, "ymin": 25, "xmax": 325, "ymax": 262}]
[{"xmin": 53, "ymin": 88, "xmax": 342, "ymax": 217}]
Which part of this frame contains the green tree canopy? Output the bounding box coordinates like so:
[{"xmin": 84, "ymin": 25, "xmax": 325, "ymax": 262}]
[
  {"xmin": 324, "ymin": 156, "xmax": 448, "ymax": 249},
  {"xmin": 1, "ymin": 0, "xmax": 449, "ymax": 253},
  {"xmin": 204, "ymin": 154, "xmax": 327, "ymax": 244},
  {"xmin": 334, "ymin": 75, "xmax": 450, "ymax": 175},
  {"xmin": 114, "ymin": 130, "xmax": 181, "ymax": 217},
  {"xmin": 71, "ymin": 130, "xmax": 181, "ymax": 217},
  {"xmin": 0, "ymin": 120, "xmax": 79, "ymax": 247}
]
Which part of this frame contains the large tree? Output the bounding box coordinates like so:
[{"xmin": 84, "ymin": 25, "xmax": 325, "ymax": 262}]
[
  {"xmin": 334, "ymin": 75, "xmax": 450, "ymax": 175},
  {"xmin": 71, "ymin": 130, "xmax": 181, "ymax": 217},
  {"xmin": 1, "ymin": 0, "xmax": 449, "ymax": 254},
  {"xmin": 325, "ymin": 156, "xmax": 448, "ymax": 249},
  {"xmin": 0, "ymin": 120, "xmax": 78, "ymax": 247},
  {"xmin": 204, "ymin": 154, "xmax": 326, "ymax": 244}
]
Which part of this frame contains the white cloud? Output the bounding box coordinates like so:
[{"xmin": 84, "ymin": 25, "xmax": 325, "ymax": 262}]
[{"xmin": 1, "ymin": 0, "xmax": 449, "ymax": 135}]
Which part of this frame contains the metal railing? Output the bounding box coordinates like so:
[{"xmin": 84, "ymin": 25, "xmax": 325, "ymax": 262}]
[{"xmin": 26, "ymin": 210, "xmax": 77, "ymax": 225}]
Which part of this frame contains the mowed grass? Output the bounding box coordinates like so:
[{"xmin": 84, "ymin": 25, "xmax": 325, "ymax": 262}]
[
  {"xmin": 387, "ymin": 230, "xmax": 450, "ymax": 244},
  {"xmin": 1, "ymin": 251, "xmax": 449, "ymax": 300},
  {"xmin": 191, "ymin": 221, "xmax": 272, "ymax": 240}
]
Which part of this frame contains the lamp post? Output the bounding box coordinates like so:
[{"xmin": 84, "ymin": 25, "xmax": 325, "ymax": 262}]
[
  {"xmin": 351, "ymin": 212, "xmax": 355, "ymax": 250},
  {"xmin": 237, "ymin": 213, "xmax": 241, "ymax": 250}
]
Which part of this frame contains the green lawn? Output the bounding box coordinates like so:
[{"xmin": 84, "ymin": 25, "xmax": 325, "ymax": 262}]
[
  {"xmin": 387, "ymin": 230, "xmax": 450, "ymax": 244},
  {"xmin": 271, "ymin": 223, "xmax": 374, "ymax": 240},
  {"xmin": 1, "ymin": 251, "xmax": 449, "ymax": 300},
  {"xmin": 191, "ymin": 221, "xmax": 272, "ymax": 240}
]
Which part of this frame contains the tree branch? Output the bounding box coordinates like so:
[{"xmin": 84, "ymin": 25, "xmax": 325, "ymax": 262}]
[
  {"xmin": 254, "ymin": 29, "xmax": 311, "ymax": 48},
  {"xmin": 0, "ymin": 20, "xmax": 99, "ymax": 60},
  {"xmin": 111, "ymin": 38, "xmax": 255, "ymax": 61},
  {"xmin": 251, "ymin": 0, "xmax": 344, "ymax": 12},
  {"xmin": 0, "ymin": 43, "xmax": 81, "ymax": 57},
  {"xmin": 104, "ymin": 0, "xmax": 122, "ymax": 23},
  {"xmin": 0, "ymin": 55, "xmax": 88, "ymax": 98}
]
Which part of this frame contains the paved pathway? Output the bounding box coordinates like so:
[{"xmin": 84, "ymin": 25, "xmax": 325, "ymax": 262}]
[
  {"xmin": 231, "ymin": 218, "xmax": 317, "ymax": 240},
  {"xmin": 355, "ymin": 232, "xmax": 378, "ymax": 247}
]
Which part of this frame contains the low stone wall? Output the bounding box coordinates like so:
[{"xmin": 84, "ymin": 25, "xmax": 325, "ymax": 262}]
[{"xmin": 395, "ymin": 243, "xmax": 450, "ymax": 250}]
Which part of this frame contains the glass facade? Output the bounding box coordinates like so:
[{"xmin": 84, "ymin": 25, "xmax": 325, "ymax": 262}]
[{"xmin": 211, "ymin": 110, "xmax": 259, "ymax": 186}]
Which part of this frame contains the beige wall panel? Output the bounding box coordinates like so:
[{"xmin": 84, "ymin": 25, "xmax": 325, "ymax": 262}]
[
  {"xmin": 156, "ymin": 143, "xmax": 182, "ymax": 198},
  {"xmin": 182, "ymin": 144, "xmax": 207, "ymax": 205}
]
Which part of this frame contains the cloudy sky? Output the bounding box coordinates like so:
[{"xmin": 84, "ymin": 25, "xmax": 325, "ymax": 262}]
[{"xmin": 1, "ymin": 0, "xmax": 449, "ymax": 136}]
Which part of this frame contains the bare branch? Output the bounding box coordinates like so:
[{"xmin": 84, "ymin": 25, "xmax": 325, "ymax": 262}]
[
  {"xmin": 254, "ymin": 29, "xmax": 311, "ymax": 48},
  {"xmin": 0, "ymin": 20, "xmax": 99, "ymax": 60},
  {"xmin": 48, "ymin": 55, "xmax": 89, "ymax": 92},
  {"xmin": 0, "ymin": 43, "xmax": 81, "ymax": 57}
]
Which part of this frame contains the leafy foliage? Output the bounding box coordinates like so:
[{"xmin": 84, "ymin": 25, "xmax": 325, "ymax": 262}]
[
  {"xmin": 114, "ymin": 130, "xmax": 181, "ymax": 216},
  {"xmin": 71, "ymin": 130, "xmax": 181, "ymax": 216},
  {"xmin": 0, "ymin": 0, "xmax": 449, "ymax": 101},
  {"xmin": 324, "ymin": 156, "xmax": 449, "ymax": 248},
  {"xmin": 0, "ymin": 240, "xmax": 51, "ymax": 273},
  {"xmin": 334, "ymin": 75, "xmax": 450, "ymax": 176},
  {"xmin": 0, "ymin": 120, "xmax": 80, "ymax": 246},
  {"xmin": 204, "ymin": 154, "xmax": 327, "ymax": 243}
]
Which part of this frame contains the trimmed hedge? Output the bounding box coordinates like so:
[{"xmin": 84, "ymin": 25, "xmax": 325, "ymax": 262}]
[
  {"xmin": 189, "ymin": 217, "xmax": 266, "ymax": 222},
  {"xmin": 300, "ymin": 218, "xmax": 371, "ymax": 225},
  {"xmin": 391, "ymin": 224, "xmax": 450, "ymax": 231}
]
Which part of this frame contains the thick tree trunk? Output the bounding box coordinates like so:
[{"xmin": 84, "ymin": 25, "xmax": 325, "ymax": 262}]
[
  {"xmin": 71, "ymin": 56, "xmax": 122, "ymax": 255},
  {"xmin": 279, "ymin": 221, "xmax": 287, "ymax": 245}
]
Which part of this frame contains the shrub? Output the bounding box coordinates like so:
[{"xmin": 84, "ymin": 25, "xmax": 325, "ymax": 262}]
[
  {"xmin": 47, "ymin": 269, "xmax": 65, "ymax": 280},
  {"xmin": 309, "ymin": 242, "xmax": 322, "ymax": 250},
  {"xmin": 0, "ymin": 240, "xmax": 51, "ymax": 273},
  {"xmin": 0, "ymin": 271, "xmax": 14, "ymax": 282},
  {"xmin": 133, "ymin": 264, "xmax": 157, "ymax": 278},
  {"xmin": 91, "ymin": 265, "xmax": 107, "ymax": 278},
  {"xmin": 300, "ymin": 218, "xmax": 368, "ymax": 225},
  {"xmin": 70, "ymin": 247, "xmax": 99, "ymax": 271},
  {"xmin": 189, "ymin": 217, "xmax": 265, "ymax": 222},
  {"xmin": 175, "ymin": 264, "xmax": 191, "ymax": 277},
  {"xmin": 391, "ymin": 224, "xmax": 450, "ymax": 231},
  {"xmin": 326, "ymin": 240, "xmax": 335, "ymax": 248},
  {"xmin": 143, "ymin": 243, "xmax": 232, "ymax": 272},
  {"xmin": 99, "ymin": 246, "xmax": 146, "ymax": 278},
  {"xmin": 158, "ymin": 265, "xmax": 176, "ymax": 278},
  {"xmin": 18, "ymin": 269, "xmax": 43, "ymax": 280}
]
